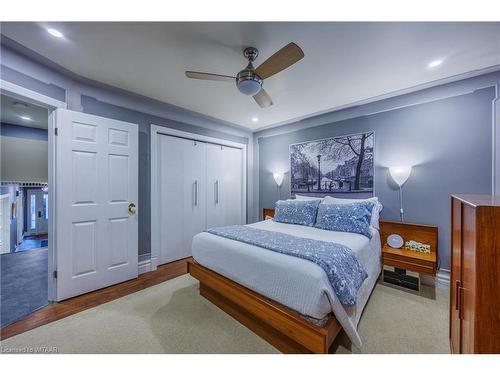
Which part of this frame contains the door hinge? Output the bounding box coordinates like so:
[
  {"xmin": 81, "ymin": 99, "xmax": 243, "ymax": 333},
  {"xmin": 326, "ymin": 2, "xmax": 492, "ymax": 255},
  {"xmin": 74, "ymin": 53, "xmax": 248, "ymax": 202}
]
[
  {"xmin": 53, "ymin": 270, "xmax": 58, "ymax": 279},
  {"xmin": 54, "ymin": 127, "xmax": 58, "ymax": 136}
]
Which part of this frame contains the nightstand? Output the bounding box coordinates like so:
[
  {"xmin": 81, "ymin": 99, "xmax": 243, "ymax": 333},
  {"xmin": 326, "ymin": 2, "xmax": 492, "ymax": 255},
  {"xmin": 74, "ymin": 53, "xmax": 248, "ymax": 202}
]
[
  {"xmin": 263, "ymin": 208, "xmax": 275, "ymax": 219},
  {"xmin": 379, "ymin": 220, "xmax": 438, "ymax": 291}
]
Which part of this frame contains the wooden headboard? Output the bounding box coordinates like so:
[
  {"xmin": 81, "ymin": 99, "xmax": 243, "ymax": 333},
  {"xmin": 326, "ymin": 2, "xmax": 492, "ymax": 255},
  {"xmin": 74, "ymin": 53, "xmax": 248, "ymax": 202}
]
[{"xmin": 379, "ymin": 220, "xmax": 438, "ymax": 255}]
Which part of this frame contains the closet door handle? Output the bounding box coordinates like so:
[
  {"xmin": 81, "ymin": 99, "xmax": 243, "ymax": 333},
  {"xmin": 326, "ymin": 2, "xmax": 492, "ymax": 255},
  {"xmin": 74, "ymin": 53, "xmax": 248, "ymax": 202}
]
[
  {"xmin": 194, "ymin": 180, "xmax": 198, "ymax": 206},
  {"xmin": 455, "ymin": 280, "xmax": 460, "ymax": 310},
  {"xmin": 215, "ymin": 180, "xmax": 219, "ymax": 204}
]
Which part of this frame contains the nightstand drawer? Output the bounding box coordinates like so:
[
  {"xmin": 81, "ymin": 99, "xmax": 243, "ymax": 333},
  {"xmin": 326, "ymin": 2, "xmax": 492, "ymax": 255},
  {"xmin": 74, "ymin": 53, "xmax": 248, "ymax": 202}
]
[{"xmin": 382, "ymin": 252, "xmax": 436, "ymax": 275}]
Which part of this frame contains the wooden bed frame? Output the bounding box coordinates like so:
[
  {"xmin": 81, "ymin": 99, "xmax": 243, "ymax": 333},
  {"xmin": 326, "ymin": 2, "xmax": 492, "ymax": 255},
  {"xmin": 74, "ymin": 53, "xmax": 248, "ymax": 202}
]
[
  {"xmin": 189, "ymin": 208, "xmax": 350, "ymax": 353},
  {"xmin": 188, "ymin": 261, "xmax": 342, "ymax": 354}
]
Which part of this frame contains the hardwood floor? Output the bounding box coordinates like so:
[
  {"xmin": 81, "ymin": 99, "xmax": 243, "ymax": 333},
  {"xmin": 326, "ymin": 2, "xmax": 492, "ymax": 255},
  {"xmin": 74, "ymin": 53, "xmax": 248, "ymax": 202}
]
[{"xmin": 0, "ymin": 257, "xmax": 191, "ymax": 341}]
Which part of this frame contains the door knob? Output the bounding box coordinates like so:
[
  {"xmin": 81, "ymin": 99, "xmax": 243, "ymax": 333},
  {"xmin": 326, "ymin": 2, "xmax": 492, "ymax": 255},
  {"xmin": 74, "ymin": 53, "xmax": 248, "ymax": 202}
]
[{"xmin": 128, "ymin": 203, "xmax": 137, "ymax": 216}]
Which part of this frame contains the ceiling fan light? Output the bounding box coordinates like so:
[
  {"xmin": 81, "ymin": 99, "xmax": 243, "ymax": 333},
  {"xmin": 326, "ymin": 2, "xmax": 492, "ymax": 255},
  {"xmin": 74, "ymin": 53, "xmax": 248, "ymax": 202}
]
[{"xmin": 237, "ymin": 79, "xmax": 262, "ymax": 96}]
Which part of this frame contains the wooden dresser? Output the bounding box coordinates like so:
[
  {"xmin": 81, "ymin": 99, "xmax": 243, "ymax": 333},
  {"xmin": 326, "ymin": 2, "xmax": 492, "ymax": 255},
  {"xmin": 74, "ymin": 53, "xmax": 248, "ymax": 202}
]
[{"xmin": 450, "ymin": 194, "xmax": 500, "ymax": 354}]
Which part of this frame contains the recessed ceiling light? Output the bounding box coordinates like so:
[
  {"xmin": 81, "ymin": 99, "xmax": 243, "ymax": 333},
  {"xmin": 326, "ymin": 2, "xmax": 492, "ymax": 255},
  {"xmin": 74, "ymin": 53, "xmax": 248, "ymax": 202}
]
[
  {"xmin": 428, "ymin": 59, "xmax": 443, "ymax": 68},
  {"xmin": 19, "ymin": 115, "xmax": 32, "ymax": 121},
  {"xmin": 47, "ymin": 28, "xmax": 64, "ymax": 38},
  {"xmin": 251, "ymin": 117, "xmax": 259, "ymax": 123},
  {"xmin": 13, "ymin": 102, "xmax": 29, "ymax": 109}
]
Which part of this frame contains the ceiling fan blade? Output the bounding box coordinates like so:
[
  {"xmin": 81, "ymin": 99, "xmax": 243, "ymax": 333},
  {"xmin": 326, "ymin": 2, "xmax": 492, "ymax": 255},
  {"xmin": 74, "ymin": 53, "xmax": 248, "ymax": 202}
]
[
  {"xmin": 185, "ymin": 71, "xmax": 235, "ymax": 82},
  {"xmin": 253, "ymin": 88, "xmax": 273, "ymax": 108},
  {"xmin": 254, "ymin": 42, "xmax": 304, "ymax": 80}
]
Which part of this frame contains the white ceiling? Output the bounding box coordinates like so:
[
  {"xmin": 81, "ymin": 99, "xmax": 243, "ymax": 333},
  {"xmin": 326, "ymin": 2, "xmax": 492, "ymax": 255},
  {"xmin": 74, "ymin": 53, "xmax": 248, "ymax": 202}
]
[
  {"xmin": 1, "ymin": 94, "xmax": 48, "ymax": 129},
  {"xmin": 1, "ymin": 22, "xmax": 499, "ymax": 130}
]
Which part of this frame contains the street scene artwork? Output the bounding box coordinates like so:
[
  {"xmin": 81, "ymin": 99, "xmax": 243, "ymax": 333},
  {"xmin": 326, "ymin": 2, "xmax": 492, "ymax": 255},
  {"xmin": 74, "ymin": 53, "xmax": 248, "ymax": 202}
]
[{"xmin": 290, "ymin": 132, "xmax": 374, "ymax": 198}]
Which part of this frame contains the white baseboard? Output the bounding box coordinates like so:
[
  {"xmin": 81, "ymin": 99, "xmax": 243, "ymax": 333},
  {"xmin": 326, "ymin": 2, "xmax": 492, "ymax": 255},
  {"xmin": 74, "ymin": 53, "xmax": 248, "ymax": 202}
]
[
  {"xmin": 138, "ymin": 254, "xmax": 159, "ymax": 275},
  {"xmin": 150, "ymin": 256, "xmax": 159, "ymax": 271},
  {"xmin": 437, "ymin": 269, "xmax": 450, "ymax": 287},
  {"xmin": 138, "ymin": 258, "xmax": 152, "ymax": 275}
]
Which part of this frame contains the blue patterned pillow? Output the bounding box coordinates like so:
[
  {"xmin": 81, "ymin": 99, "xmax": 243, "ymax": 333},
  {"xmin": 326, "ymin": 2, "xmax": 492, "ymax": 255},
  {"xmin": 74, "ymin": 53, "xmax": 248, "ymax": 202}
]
[
  {"xmin": 274, "ymin": 200, "xmax": 320, "ymax": 226},
  {"xmin": 315, "ymin": 201, "xmax": 374, "ymax": 238}
]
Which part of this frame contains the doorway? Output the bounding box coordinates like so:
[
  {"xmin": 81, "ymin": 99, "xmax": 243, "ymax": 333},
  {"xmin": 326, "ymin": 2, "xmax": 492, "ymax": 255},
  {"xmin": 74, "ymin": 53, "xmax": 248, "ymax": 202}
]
[
  {"xmin": 27, "ymin": 189, "xmax": 49, "ymax": 235},
  {"xmin": 2, "ymin": 81, "xmax": 139, "ymax": 325},
  {"xmin": 0, "ymin": 93, "xmax": 50, "ymax": 327}
]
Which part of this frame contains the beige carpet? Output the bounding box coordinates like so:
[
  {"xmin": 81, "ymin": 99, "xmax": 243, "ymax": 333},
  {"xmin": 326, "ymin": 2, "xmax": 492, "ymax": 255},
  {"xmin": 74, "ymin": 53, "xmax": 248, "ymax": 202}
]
[{"xmin": 1, "ymin": 275, "xmax": 449, "ymax": 354}]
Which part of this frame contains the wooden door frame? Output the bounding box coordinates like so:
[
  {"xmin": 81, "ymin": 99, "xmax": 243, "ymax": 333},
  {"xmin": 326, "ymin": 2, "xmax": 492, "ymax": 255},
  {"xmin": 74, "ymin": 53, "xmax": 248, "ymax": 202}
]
[
  {"xmin": 1, "ymin": 79, "xmax": 67, "ymax": 302},
  {"xmin": 150, "ymin": 125, "xmax": 248, "ymax": 271}
]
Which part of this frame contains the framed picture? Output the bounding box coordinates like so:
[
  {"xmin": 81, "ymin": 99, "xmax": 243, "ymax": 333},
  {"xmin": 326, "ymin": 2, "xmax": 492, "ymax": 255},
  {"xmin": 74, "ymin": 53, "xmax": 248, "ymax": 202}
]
[{"xmin": 289, "ymin": 131, "xmax": 374, "ymax": 198}]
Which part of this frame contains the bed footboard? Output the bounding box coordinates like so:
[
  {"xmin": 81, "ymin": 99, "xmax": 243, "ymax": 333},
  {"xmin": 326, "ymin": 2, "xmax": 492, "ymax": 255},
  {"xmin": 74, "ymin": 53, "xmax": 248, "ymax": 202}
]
[{"xmin": 188, "ymin": 260, "xmax": 342, "ymax": 354}]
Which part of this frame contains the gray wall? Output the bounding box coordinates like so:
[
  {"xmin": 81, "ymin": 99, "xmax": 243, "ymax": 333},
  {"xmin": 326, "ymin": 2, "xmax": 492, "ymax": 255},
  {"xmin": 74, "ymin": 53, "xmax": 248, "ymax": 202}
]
[
  {"xmin": 1, "ymin": 123, "xmax": 48, "ymax": 182},
  {"xmin": 1, "ymin": 37, "xmax": 255, "ymax": 259},
  {"xmin": 2, "ymin": 35, "xmax": 498, "ymax": 269},
  {"xmin": 257, "ymin": 86, "xmax": 496, "ymax": 271}
]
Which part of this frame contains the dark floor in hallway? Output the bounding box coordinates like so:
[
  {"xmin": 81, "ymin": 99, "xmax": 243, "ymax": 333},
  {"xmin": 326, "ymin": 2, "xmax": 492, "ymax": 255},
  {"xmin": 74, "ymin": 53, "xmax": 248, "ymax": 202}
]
[
  {"xmin": 0, "ymin": 247, "xmax": 48, "ymax": 327},
  {"xmin": 15, "ymin": 234, "xmax": 49, "ymax": 252}
]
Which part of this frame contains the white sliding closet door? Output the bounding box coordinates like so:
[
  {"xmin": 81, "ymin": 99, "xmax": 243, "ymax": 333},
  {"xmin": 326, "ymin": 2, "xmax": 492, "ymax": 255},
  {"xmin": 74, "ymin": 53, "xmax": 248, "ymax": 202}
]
[
  {"xmin": 206, "ymin": 144, "xmax": 243, "ymax": 228},
  {"xmin": 206, "ymin": 144, "xmax": 225, "ymax": 228},
  {"xmin": 159, "ymin": 135, "xmax": 206, "ymax": 264}
]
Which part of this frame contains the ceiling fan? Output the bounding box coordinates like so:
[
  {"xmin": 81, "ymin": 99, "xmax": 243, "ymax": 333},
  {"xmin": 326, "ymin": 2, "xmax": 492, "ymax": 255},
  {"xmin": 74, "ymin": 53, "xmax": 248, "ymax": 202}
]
[{"xmin": 185, "ymin": 42, "xmax": 304, "ymax": 108}]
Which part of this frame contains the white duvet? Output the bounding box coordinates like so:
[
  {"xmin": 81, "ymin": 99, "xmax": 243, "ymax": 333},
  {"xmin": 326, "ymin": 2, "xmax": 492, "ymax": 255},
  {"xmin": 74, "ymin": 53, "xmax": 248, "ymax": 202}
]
[{"xmin": 191, "ymin": 219, "xmax": 381, "ymax": 348}]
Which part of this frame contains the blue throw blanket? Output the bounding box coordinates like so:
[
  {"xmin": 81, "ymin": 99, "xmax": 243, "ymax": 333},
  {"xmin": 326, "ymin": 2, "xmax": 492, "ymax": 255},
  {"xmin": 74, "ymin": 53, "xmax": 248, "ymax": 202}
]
[{"xmin": 206, "ymin": 225, "xmax": 368, "ymax": 305}]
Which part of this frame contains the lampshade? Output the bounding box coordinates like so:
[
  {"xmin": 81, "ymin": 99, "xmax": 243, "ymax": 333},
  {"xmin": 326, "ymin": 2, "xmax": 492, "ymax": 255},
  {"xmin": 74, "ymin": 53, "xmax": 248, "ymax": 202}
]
[
  {"xmin": 389, "ymin": 166, "xmax": 412, "ymax": 187},
  {"xmin": 273, "ymin": 172, "xmax": 284, "ymax": 187}
]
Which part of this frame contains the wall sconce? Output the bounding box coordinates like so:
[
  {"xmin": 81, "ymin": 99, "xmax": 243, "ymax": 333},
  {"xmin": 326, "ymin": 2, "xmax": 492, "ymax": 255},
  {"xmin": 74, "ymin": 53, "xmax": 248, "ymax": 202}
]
[
  {"xmin": 273, "ymin": 172, "xmax": 284, "ymax": 200},
  {"xmin": 273, "ymin": 173, "xmax": 284, "ymax": 188},
  {"xmin": 389, "ymin": 165, "xmax": 412, "ymax": 222}
]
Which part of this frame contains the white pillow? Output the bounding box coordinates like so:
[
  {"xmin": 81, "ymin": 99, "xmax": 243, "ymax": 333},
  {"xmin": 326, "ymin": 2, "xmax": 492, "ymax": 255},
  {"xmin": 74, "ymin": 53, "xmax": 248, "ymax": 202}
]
[
  {"xmin": 294, "ymin": 194, "xmax": 323, "ymax": 201},
  {"xmin": 322, "ymin": 196, "xmax": 383, "ymax": 230}
]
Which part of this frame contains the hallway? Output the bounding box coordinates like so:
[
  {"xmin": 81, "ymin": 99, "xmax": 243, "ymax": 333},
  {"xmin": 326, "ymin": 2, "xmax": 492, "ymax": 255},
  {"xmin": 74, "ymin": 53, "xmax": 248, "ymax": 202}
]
[{"xmin": 0, "ymin": 247, "xmax": 48, "ymax": 327}]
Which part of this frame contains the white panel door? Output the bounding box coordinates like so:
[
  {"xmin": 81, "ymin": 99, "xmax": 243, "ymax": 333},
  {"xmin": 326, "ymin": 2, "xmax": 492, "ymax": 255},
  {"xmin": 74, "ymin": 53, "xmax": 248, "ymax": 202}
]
[
  {"xmin": 206, "ymin": 144, "xmax": 243, "ymax": 228},
  {"xmin": 27, "ymin": 189, "xmax": 48, "ymax": 234},
  {"xmin": 159, "ymin": 135, "xmax": 206, "ymax": 264},
  {"xmin": 55, "ymin": 109, "xmax": 138, "ymax": 301},
  {"xmin": 0, "ymin": 194, "xmax": 10, "ymax": 254}
]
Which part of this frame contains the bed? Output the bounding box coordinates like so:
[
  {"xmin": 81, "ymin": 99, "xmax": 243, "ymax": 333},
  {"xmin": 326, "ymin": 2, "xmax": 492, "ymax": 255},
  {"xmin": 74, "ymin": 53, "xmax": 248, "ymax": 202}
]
[{"xmin": 189, "ymin": 210, "xmax": 382, "ymax": 353}]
